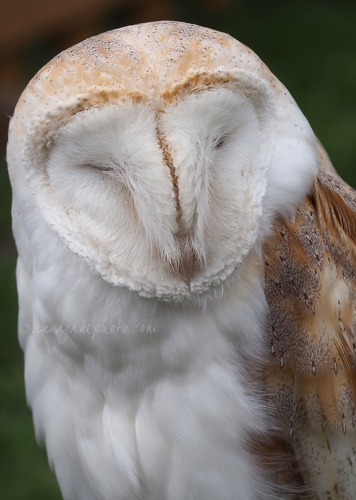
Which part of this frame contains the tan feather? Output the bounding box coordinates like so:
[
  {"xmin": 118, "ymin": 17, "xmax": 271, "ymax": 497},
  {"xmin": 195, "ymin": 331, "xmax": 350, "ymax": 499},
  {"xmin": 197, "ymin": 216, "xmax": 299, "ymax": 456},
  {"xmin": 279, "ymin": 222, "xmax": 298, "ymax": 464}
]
[{"xmin": 264, "ymin": 172, "xmax": 356, "ymax": 498}]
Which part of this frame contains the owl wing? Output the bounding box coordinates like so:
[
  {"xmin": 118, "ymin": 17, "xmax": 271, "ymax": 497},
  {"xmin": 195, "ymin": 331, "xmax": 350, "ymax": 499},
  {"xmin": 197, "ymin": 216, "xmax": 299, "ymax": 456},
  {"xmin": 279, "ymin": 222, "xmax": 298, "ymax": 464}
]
[{"xmin": 263, "ymin": 171, "xmax": 356, "ymax": 498}]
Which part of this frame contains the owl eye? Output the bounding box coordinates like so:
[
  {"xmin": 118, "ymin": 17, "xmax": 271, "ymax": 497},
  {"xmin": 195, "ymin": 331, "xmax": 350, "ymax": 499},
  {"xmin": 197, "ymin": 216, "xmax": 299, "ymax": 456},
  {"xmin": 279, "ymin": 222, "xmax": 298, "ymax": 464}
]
[
  {"xmin": 213, "ymin": 135, "xmax": 228, "ymax": 150},
  {"xmin": 84, "ymin": 163, "xmax": 113, "ymax": 172}
]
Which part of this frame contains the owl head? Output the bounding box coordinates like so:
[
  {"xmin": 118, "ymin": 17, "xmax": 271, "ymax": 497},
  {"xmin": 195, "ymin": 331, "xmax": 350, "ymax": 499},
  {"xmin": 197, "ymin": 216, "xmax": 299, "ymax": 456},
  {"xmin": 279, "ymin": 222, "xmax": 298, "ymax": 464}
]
[{"xmin": 7, "ymin": 21, "xmax": 318, "ymax": 301}]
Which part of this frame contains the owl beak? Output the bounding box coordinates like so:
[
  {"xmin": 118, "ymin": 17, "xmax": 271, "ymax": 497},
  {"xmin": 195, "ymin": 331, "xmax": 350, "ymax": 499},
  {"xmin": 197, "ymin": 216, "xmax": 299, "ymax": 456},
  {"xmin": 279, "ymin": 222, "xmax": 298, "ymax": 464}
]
[{"xmin": 169, "ymin": 236, "xmax": 196, "ymax": 283}]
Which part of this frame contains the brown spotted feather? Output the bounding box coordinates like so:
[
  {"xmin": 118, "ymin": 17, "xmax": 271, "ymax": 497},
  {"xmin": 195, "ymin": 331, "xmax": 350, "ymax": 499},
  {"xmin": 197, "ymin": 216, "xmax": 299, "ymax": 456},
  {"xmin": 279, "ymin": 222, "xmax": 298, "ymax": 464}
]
[{"xmin": 264, "ymin": 172, "xmax": 356, "ymax": 499}]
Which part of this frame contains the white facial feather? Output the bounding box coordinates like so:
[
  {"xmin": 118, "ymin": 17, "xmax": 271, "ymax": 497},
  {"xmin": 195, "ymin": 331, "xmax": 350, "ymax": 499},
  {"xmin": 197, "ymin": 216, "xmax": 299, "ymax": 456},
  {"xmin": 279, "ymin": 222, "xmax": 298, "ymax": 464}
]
[
  {"xmin": 41, "ymin": 85, "xmax": 276, "ymax": 300},
  {"xmin": 8, "ymin": 21, "xmax": 324, "ymax": 500}
]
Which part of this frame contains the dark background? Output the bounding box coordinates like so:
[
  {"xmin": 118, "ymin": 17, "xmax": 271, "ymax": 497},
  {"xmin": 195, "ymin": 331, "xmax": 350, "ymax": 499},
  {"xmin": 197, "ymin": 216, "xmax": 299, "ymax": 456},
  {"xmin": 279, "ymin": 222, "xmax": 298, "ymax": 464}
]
[{"xmin": 1, "ymin": 0, "xmax": 356, "ymax": 497}]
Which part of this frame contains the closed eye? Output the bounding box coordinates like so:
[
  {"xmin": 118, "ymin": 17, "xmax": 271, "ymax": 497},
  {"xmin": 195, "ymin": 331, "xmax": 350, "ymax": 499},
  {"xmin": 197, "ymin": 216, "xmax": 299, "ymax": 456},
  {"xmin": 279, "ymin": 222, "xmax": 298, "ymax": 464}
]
[
  {"xmin": 84, "ymin": 164, "xmax": 113, "ymax": 172},
  {"xmin": 213, "ymin": 135, "xmax": 229, "ymax": 150}
]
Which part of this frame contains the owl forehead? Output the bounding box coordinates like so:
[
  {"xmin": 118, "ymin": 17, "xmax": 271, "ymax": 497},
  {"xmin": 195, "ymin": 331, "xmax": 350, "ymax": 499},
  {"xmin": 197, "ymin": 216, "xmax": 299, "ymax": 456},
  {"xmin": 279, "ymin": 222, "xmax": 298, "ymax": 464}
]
[
  {"xmin": 13, "ymin": 21, "xmax": 282, "ymax": 126},
  {"xmin": 32, "ymin": 22, "xmax": 256, "ymax": 94}
]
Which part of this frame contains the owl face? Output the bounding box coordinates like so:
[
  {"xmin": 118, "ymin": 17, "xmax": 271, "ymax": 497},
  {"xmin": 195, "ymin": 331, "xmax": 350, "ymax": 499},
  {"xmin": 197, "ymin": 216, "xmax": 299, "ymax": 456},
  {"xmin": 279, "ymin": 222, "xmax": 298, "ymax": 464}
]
[{"xmin": 8, "ymin": 22, "xmax": 319, "ymax": 301}]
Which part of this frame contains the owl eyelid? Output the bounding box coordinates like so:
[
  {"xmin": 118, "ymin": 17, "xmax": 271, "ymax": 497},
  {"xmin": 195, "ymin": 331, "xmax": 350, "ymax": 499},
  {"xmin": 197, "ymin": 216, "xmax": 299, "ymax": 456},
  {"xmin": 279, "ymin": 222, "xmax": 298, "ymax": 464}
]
[
  {"xmin": 84, "ymin": 163, "xmax": 113, "ymax": 172},
  {"xmin": 213, "ymin": 135, "xmax": 229, "ymax": 150}
]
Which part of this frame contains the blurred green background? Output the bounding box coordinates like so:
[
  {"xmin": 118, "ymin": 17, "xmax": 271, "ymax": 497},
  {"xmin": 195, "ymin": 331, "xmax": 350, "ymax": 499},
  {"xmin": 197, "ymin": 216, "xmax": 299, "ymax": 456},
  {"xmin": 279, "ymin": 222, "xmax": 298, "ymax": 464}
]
[{"xmin": 1, "ymin": 0, "xmax": 356, "ymax": 498}]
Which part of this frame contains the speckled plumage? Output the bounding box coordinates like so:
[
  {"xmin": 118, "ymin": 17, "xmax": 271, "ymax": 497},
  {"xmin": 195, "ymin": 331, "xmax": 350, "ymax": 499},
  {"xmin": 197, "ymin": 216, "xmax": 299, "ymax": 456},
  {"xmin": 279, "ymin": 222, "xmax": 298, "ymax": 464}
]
[
  {"xmin": 7, "ymin": 21, "xmax": 356, "ymax": 500},
  {"xmin": 264, "ymin": 171, "xmax": 356, "ymax": 498}
]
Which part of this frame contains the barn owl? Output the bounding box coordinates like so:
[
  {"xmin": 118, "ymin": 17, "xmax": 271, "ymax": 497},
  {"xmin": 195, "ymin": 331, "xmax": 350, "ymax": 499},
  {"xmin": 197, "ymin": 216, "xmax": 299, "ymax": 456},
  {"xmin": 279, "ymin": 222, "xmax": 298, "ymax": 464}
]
[{"xmin": 7, "ymin": 20, "xmax": 356, "ymax": 499}]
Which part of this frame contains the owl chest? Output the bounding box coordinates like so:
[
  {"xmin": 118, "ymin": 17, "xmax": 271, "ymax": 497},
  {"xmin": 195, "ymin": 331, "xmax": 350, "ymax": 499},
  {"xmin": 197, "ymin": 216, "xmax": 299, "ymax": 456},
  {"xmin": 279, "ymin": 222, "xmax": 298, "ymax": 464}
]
[{"xmin": 29, "ymin": 267, "xmax": 270, "ymax": 499}]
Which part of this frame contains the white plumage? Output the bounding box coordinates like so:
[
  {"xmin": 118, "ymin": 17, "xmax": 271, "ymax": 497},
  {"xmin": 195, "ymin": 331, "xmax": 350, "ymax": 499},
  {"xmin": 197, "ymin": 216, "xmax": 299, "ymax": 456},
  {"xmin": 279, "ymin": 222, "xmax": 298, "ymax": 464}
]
[{"xmin": 7, "ymin": 21, "xmax": 356, "ymax": 499}]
